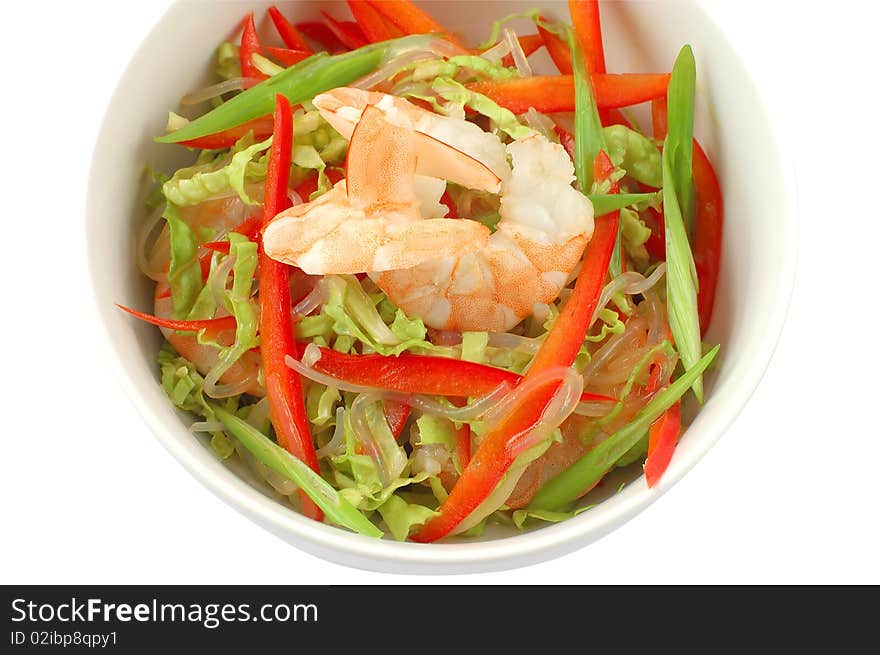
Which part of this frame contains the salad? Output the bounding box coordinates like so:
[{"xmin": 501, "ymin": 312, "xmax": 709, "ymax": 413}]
[{"xmin": 122, "ymin": 1, "xmax": 723, "ymax": 542}]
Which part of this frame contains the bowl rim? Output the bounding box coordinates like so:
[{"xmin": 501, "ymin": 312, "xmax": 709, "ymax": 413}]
[{"xmin": 85, "ymin": 0, "xmax": 798, "ymax": 574}]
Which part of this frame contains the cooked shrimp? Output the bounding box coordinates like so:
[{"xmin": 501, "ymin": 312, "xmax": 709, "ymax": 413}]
[
  {"xmin": 263, "ymin": 104, "xmax": 496, "ymax": 274},
  {"xmin": 374, "ymin": 132, "xmax": 595, "ymax": 332},
  {"xmin": 265, "ymin": 91, "xmax": 594, "ymax": 332}
]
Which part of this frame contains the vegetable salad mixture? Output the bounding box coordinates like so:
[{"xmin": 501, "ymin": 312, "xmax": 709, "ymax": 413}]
[{"xmin": 122, "ymin": 1, "xmax": 723, "ymax": 542}]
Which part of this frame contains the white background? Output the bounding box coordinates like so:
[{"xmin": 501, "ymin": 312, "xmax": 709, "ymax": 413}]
[{"xmin": 1, "ymin": 1, "xmax": 878, "ymax": 584}]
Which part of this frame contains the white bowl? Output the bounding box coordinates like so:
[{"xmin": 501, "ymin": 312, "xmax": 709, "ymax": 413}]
[{"xmin": 86, "ymin": 0, "xmax": 796, "ymax": 573}]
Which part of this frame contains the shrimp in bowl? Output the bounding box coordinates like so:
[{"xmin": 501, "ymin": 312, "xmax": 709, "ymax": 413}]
[
  {"xmin": 263, "ymin": 88, "xmax": 595, "ymax": 332},
  {"xmin": 120, "ymin": 1, "xmax": 722, "ymax": 543}
]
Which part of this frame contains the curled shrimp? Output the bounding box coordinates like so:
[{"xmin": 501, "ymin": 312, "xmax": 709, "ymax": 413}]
[
  {"xmin": 264, "ymin": 88, "xmax": 595, "ymax": 333},
  {"xmin": 263, "ymin": 103, "xmax": 497, "ymax": 274}
]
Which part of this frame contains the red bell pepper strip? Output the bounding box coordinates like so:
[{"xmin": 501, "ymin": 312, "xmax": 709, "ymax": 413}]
[
  {"xmin": 268, "ymin": 6, "xmax": 312, "ymax": 52},
  {"xmin": 593, "ymin": 148, "xmax": 616, "ymax": 183},
  {"xmin": 643, "ymin": 401, "xmax": 681, "ymax": 487},
  {"xmin": 348, "ymin": 0, "xmax": 399, "ymax": 42},
  {"xmin": 467, "ymin": 74, "xmax": 670, "ymax": 114},
  {"xmin": 364, "ymin": 0, "xmax": 466, "ymax": 51},
  {"xmin": 202, "ymin": 241, "xmax": 230, "ymax": 255},
  {"xmin": 569, "ymin": 0, "xmax": 606, "ymax": 74},
  {"xmin": 599, "ymin": 107, "xmax": 632, "ymax": 128},
  {"xmin": 645, "ymin": 363, "xmax": 662, "ymax": 395},
  {"xmin": 310, "ymin": 346, "xmax": 615, "ymax": 404},
  {"xmin": 455, "ymin": 424, "xmax": 472, "ymax": 470},
  {"xmin": 232, "ymin": 214, "xmax": 264, "ymax": 241},
  {"xmin": 555, "ymin": 124, "xmax": 576, "ymax": 161},
  {"xmin": 264, "ymin": 46, "xmax": 311, "ymax": 67},
  {"xmin": 259, "ymin": 94, "xmax": 323, "ymax": 521},
  {"xmin": 501, "ymin": 33, "xmax": 545, "ymax": 68},
  {"xmin": 519, "ymin": 33, "xmax": 546, "ymax": 56},
  {"xmin": 652, "ymin": 97, "xmax": 723, "ymax": 334},
  {"xmin": 644, "ymin": 209, "xmax": 666, "ymax": 262},
  {"xmin": 638, "ymin": 180, "xmax": 666, "ymax": 261},
  {"xmin": 652, "ymin": 96, "xmax": 669, "ymax": 139},
  {"xmin": 116, "ymin": 304, "xmax": 237, "ymax": 339},
  {"xmin": 538, "ymin": 22, "xmax": 573, "ymax": 74},
  {"xmin": 439, "ymin": 189, "xmax": 459, "ymax": 218},
  {"xmin": 296, "ymin": 21, "xmax": 349, "ymax": 53},
  {"xmin": 692, "ymin": 141, "xmax": 723, "ymax": 334},
  {"xmin": 198, "ymin": 250, "xmax": 213, "ymax": 281},
  {"xmin": 322, "ymin": 12, "xmax": 368, "ymax": 50},
  {"xmin": 239, "ymin": 12, "xmax": 268, "ymax": 83},
  {"xmin": 383, "ymin": 400, "xmax": 411, "ymax": 440},
  {"xmin": 178, "ymin": 115, "xmax": 275, "ymax": 150},
  {"xmin": 647, "ymin": 98, "xmax": 670, "ymax": 262},
  {"xmin": 412, "ymin": 152, "xmax": 621, "ymax": 542}
]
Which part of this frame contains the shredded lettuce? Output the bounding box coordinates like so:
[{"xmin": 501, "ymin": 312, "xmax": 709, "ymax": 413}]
[
  {"xmin": 428, "ymin": 477, "xmax": 449, "ymax": 503},
  {"xmin": 293, "ymin": 144, "xmax": 331, "ymax": 198},
  {"xmin": 477, "ymin": 9, "xmax": 542, "ymax": 49},
  {"xmin": 143, "ymin": 168, "xmax": 169, "ymax": 210},
  {"xmin": 376, "ymin": 495, "xmax": 439, "ymax": 541},
  {"xmin": 461, "ymin": 331, "xmax": 489, "ymax": 364},
  {"xmin": 411, "ymin": 56, "xmax": 518, "ymax": 82},
  {"xmin": 162, "ymin": 133, "xmax": 270, "ymax": 206},
  {"xmin": 188, "ymin": 252, "xmax": 220, "ymax": 324},
  {"xmin": 357, "ymin": 397, "xmax": 409, "ymax": 483},
  {"xmin": 336, "ymin": 459, "xmax": 432, "ymax": 511},
  {"xmin": 290, "ymin": 110, "xmax": 349, "ymax": 198},
  {"xmin": 296, "ymin": 275, "xmax": 450, "ymax": 356},
  {"xmin": 327, "ymin": 402, "xmax": 417, "ymax": 509},
  {"xmin": 620, "ymin": 207, "xmax": 651, "ymax": 267},
  {"xmin": 158, "ymin": 349, "xmax": 235, "ymax": 459},
  {"xmin": 512, "ymin": 505, "xmax": 594, "ymax": 529},
  {"xmin": 216, "ymin": 42, "xmax": 241, "ymax": 81},
  {"xmin": 164, "ymin": 204, "xmax": 202, "ymax": 319},
  {"xmin": 586, "ymin": 308, "xmax": 626, "ymax": 344},
  {"xmin": 293, "ymin": 109, "xmax": 348, "ymax": 166},
  {"xmin": 163, "ymin": 108, "xmax": 346, "ymax": 206},
  {"xmin": 431, "ymin": 77, "xmax": 533, "ymax": 139},
  {"xmin": 603, "ymin": 124, "xmax": 662, "ymax": 188},
  {"xmin": 306, "ymin": 382, "xmax": 341, "ymax": 427},
  {"xmin": 204, "ymin": 234, "xmax": 260, "ymax": 384},
  {"xmin": 414, "ymin": 415, "xmax": 456, "ymax": 451}
]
